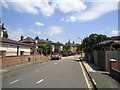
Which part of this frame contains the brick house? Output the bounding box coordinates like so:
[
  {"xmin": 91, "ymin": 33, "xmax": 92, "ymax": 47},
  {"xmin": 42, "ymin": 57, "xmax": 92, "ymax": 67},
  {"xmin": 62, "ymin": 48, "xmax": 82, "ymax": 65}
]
[
  {"xmin": 0, "ymin": 37, "xmax": 32, "ymax": 57},
  {"xmin": 66, "ymin": 42, "xmax": 80, "ymax": 53},
  {"xmin": 53, "ymin": 42, "xmax": 63, "ymax": 53}
]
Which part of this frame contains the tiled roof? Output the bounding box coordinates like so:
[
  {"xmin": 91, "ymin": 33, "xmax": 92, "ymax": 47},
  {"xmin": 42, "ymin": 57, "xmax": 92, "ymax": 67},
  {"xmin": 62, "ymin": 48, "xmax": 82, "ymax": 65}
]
[
  {"xmin": 67, "ymin": 43, "xmax": 80, "ymax": 46},
  {"xmin": 20, "ymin": 37, "xmax": 35, "ymax": 43},
  {"xmin": 99, "ymin": 40, "xmax": 120, "ymax": 45},
  {"xmin": 54, "ymin": 42, "xmax": 64, "ymax": 46},
  {"xmin": 20, "ymin": 37, "xmax": 55, "ymax": 44},
  {"xmin": 0, "ymin": 37, "xmax": 32, "ymax": 47},
  {"xmin": 19, "ymin": 36, "xmax": 64, "ymax": 45},
  {"xmin": 111, "ymin": 36, "xmax": 120, "ymax": 40}
]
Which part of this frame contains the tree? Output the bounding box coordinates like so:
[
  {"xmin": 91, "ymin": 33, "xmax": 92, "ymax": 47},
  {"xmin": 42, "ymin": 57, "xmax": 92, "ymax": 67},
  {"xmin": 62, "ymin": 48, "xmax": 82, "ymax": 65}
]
[
  {"xmin": 35, "ymin": 36, "xmax": 39, "ymax": 40},
  {"xmin": 37, "ymin": 44, "xmax": 52, "ymax": 55},
  {"xmin": 3, "ymin": 31, "xmax": 8, "ymax": 38},
  {"xmin": 80, "ymin": 34, "xmax": 111, "ymax": 52}
]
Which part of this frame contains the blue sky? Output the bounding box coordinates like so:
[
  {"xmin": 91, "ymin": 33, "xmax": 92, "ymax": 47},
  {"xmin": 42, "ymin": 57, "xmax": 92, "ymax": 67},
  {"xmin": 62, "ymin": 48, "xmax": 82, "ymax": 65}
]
[{"xmin": 1, "ymin": 0, "xmax": 119, "ymax": 44}]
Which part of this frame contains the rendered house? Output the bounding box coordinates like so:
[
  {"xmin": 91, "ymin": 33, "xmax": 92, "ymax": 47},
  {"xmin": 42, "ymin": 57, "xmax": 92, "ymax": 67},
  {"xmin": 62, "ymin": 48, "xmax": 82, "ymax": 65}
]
[
  {"xmin": 0, "ymin": 37, "xmax": 32, "ymax": 57},
  {"xmin": 0, "ymin": 25, "xmax": 32, "ymax": 57}
]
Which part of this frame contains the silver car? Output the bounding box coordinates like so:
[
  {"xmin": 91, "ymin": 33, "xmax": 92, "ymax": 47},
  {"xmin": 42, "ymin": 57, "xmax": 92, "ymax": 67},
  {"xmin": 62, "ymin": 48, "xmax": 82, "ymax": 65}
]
[{"xmin": 51, "ymin": 53, "xmax": 61, "ymax": 60}]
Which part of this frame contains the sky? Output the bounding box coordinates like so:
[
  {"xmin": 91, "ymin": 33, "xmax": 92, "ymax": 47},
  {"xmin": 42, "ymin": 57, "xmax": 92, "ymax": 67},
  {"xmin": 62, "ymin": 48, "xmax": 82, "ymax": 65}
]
[{"xmin": 1, "ymin": 0, "xmax": 120, "ymax": 44}]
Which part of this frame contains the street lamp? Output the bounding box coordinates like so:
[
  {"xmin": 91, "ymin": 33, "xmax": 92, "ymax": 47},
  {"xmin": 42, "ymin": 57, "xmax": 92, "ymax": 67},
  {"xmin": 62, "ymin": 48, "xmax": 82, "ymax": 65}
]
[{"xmin": 78, "ymin": 37, "xmax": 83, "ymax": 58}]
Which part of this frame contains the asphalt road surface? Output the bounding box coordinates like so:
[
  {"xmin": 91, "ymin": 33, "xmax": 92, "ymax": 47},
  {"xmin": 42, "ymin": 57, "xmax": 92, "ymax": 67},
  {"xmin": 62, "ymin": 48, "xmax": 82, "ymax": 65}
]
[{"xmin": 2, "ymin": 55, "xmax": 89, "ymax": 88}]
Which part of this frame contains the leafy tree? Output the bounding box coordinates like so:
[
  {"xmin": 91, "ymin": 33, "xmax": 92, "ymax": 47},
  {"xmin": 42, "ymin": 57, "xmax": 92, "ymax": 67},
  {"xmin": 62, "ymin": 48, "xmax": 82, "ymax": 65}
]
[
  {"xmin": 80, "ymin": 34, "xmax": 111, "ymax": 52},
  {"xmin": 37, "ymin": 44, "xmax": 52, "ymax": 55},
  {"xmin": 3, "ymin": 31, "xmax": 8, "ymax": 38}
]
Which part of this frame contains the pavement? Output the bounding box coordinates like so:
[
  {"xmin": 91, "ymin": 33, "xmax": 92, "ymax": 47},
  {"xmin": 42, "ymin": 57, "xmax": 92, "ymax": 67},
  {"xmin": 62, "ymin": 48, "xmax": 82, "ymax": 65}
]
[
  {"xmin": 2, "ymin": 55, "xmax": 90, "ymax": 88},
  {"xmin": 82, "ymin": 59, "xmax": 120, "ymax": 89}
]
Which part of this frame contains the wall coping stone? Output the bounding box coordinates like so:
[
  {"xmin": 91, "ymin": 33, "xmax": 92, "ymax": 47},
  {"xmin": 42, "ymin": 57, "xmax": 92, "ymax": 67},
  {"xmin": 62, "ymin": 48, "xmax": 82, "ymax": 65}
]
[{"xmin": 109, "ymin": 59, "xmax": 117, "ymax": 61}]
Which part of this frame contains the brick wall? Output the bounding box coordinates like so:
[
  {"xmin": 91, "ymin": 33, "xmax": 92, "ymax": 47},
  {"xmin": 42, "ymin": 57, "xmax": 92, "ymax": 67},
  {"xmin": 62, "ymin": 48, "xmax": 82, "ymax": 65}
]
[
  {"xmin": 110, "ymin": 69, "xmax": 120, "ymax": 83},
  {"xmin": 110, "ymin": 59, "xmax": 120, "ymax": 83},
  {"xmin": 0, "ymin": 55, "xmax": 50, "ymax": 68}
]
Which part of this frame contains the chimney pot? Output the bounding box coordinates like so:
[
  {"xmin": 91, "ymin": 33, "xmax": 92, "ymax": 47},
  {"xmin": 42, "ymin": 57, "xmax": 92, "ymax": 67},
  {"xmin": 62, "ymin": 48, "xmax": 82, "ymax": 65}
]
[{"xmin": 21, "ymin": 35, "xmax": 24, "ymax": 41}]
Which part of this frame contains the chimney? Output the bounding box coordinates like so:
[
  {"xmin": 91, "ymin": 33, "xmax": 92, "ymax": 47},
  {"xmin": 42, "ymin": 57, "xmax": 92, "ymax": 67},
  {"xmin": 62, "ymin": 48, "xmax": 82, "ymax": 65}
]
[
  {"xmin": 0, "ymin": 23, "xmax": 5, "ymax": 38},
  {"xmin": 21, "ymin": 35, "xmax": 24, "ymax": 41},
  {"xmin": 46, "ymin": 38, "xmax": 49, "ymax": 41},
  {"xmin": 73, "ymin": 41, "xmax": 75, "ymax": 43}
]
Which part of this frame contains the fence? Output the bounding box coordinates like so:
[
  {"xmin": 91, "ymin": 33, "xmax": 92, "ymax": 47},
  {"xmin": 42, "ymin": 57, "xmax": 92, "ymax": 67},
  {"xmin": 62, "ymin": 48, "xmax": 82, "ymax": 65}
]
[{"xmin": 86, "ymin": 51, "xmax": 120, "ymax": 71}]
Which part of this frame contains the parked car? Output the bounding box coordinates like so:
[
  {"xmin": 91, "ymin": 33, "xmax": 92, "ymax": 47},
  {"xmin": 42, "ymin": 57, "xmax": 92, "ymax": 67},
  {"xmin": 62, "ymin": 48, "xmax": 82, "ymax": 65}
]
[
  {"xmin": 62, "ymin": 52, "xmax": 68, "ymax": 57},
  {"xmin": 51, "ymin": 53, "xmax": 61, "ymax": 60},
  {"xmin": 68, "ymin": 52, "xmax": 74, "ymax": 56}
]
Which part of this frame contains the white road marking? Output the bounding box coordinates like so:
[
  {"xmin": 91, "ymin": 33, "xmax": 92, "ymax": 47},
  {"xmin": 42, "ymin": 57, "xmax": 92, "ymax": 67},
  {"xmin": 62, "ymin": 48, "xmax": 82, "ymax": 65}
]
[
  {"xmin": 0, "ymin": 70, "xmax": 8, "ymax": 72},
  {"xmin": 55, "ymin": 63, "xmax": 58, "ymax": 64},
  {"xmin": 36, "ymin": 79, "xmax": 44, "ymax": 84},
  {"xmin": 16, "ymin": 65, "xmax": 20, "ymax": 66},
  {"xmin": 10, "ymin": 79, "xmax": 19, "ymax": 84},
  {"xmin": 92, "ymin": 79, "xmax": 97, "ymax": 85},
  {"xmin": 43, "ymin": 62, "xmax": 46, "ymax": 64},
  {"xmin": 36, "ymin": 70, "xmax": 39, "ymax": 72}
]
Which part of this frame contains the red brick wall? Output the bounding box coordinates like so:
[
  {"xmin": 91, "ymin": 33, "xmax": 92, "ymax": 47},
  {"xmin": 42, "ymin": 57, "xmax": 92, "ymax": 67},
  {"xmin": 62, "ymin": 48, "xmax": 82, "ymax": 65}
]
[{"xmin": 0, "ymin": 55, "xmax": 50, "ymax": 68}]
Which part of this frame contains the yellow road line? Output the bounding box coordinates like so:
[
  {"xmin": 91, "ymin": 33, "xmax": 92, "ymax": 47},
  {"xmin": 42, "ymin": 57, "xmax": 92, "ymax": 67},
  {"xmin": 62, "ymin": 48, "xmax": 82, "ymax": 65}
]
[{"xmin": 79, "ymin": 61, "xmax": 92, "ymax": 89}]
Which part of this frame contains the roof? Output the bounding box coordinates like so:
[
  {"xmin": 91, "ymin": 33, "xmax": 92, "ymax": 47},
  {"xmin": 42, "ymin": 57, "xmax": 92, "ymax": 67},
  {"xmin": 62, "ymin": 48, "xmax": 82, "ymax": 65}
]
[
  {"xmin": 67, "ymin": 43, "xmax": 80, "ymax": 47},
  {"xmin": 0, "ymin": 37, "xmax": 32, "ymax": 47},
  {"xmin": 54, "ymin": 42, "xmax": 64, "ymax": 46},
  {"xmin": 37, "ymin": 39, "xmax": 54, "ymax": 44},
  {"xmin": 111, "ymin": 36, "xmax": 120, "ymax": 40},
  {"xmin": 99, "ymin": 40, "xmax": 120, "ymax": 45},
  {"xmin": 20, "ymin": 37, "xmax": 55, "ymax": 44},
  {"xmin": 20, "ymin": 37, "xmax": 35, "ymax": 43}
]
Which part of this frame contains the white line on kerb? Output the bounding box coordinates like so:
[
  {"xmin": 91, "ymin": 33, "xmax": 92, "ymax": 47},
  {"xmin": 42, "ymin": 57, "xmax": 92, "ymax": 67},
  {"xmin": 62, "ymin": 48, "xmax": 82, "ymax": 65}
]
[
  {"xmin": 92, "ymin": 79, "xmax": 97, "ymax": 85},
  {"xmin": 10, "ymin": 79, "xmax": 19, "ymax": 84},
  {"xmin": 36, "ymin": 79, "xmax": 44, "ymax": 84}
]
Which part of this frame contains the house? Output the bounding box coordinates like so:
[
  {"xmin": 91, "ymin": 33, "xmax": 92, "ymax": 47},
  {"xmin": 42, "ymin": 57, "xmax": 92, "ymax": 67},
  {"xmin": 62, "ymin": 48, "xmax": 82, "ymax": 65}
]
[
  {"xmin": 19, "ymin": 36, "xmax": 63, "ymax": 53},
  {"xmin": 98, "ymin": 36, "xmax": 120, "ymax": 51},
  {"xmin": 53, "ymin": 42, "xmax": 63, "ymax": 53},
  {"xmin": 66, "ymin": 42, "xmax": 80, "ymax": 53},
  {"xmin": 0, "ymin": 37, "xmax": 32, "ymax": 57}
]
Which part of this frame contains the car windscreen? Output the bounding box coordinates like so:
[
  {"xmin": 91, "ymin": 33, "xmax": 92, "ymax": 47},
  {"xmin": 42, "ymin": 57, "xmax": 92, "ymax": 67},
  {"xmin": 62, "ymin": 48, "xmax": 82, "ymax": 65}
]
[{"xmin": 52, "ymin": 54, "xmax": 59, "ymax": 55}]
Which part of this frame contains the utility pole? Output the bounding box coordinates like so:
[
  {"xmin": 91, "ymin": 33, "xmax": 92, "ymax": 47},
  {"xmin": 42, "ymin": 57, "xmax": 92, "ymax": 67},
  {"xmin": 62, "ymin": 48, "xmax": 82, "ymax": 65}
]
[{"xmin": 78, "ymin": 37, "xmax": 83, "ymax": 58}]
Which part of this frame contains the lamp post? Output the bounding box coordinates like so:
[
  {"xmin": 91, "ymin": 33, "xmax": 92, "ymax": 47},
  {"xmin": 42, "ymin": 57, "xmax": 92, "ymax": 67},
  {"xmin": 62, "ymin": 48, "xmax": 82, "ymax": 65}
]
[{"xmin": 78, "ymin": 37, "xmax": 83, "ymax": 58}]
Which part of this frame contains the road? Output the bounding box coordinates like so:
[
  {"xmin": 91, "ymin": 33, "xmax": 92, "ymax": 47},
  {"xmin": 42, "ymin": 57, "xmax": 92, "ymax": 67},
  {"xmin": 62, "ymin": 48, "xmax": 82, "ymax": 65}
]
[{"xmin": 2, "ymin": 55, "xmax": 91, "ymax": 88}]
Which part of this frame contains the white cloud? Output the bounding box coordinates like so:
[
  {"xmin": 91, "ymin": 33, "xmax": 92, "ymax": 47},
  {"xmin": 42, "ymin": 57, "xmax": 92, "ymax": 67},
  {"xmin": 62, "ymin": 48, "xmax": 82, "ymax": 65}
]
[
  {"xmin": 66, "ymin": 1, "xmax": 118, "ymax": 22},
  {"xmin": 55, "ymin": 0, "xmax": 86, "ymax": 13},
  {"xmin": 35, "ymin": 22, "xmax": 44, "ymax": 26},
  {"xmin": 83, "ymin": 0, "xmax": 119, "ymax": 2},
  {"xmin": 2, "ymin": 0, "xmax": 86, "ymax": 16},
  {"xmin": 8, "ymin": 28, "xmax": 24, "ymax": 40},
  {"xmin": 111, "ymin": 30, "xmax": 120, "ymax": 35},
  {"xmin": 66, "ymin": 16, "xmax": 76, "ymax": 22},
  {"xmin": 30, "ymin": 29, "xmax": 42, "ymax": 35},
  {"xmin": 2, "ymin": 0, "xmax": 56, "ymax": 16},
  {"xmin": 61, "ymin": 18, "xmax": 64, "ymax": 21},
  {"xmin": 47, "ymin": 26, "xmax": 62, "ymax": 36},
  {"xmin": 2, "ymin": 0, "xmax": 118, "ymax": 22}
]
